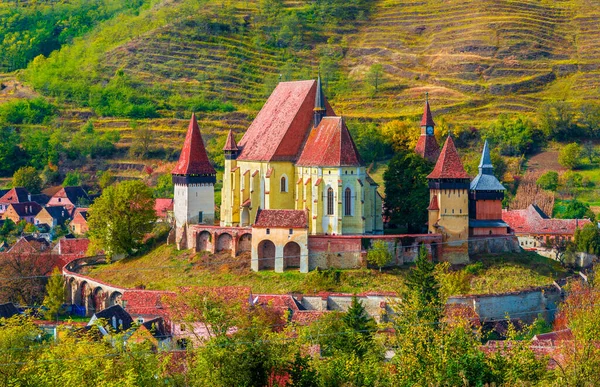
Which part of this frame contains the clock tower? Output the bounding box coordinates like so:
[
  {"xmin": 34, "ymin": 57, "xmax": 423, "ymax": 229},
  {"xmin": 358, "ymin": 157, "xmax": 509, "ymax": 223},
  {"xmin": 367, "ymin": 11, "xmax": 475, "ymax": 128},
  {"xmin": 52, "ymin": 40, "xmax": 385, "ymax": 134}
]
[{"xmin": 415, "ymin": 93, "xmax": 440, "ymax": 163}]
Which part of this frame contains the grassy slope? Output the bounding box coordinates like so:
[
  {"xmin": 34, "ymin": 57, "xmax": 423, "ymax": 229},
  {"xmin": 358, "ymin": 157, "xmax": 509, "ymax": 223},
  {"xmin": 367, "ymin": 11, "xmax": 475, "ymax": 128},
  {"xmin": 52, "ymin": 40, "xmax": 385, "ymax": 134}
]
[
  {"xmin": 86, "ymin": 244, "xmax": 568, "ymax": 295},
  {"xmin": 10, "ymin": 0, "xmax": 600, "ymax": 153}
]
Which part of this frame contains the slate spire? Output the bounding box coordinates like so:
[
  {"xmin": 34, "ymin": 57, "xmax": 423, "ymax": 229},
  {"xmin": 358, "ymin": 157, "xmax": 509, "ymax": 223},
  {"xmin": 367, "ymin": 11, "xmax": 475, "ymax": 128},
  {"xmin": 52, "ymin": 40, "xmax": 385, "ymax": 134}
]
[
  {"xmin": 313, "ymin": 73, "xmax": 326, "ymax": 128},
  {"xmin": 478, "ymin": 140, "xmax": 494, "ymax": 175}
]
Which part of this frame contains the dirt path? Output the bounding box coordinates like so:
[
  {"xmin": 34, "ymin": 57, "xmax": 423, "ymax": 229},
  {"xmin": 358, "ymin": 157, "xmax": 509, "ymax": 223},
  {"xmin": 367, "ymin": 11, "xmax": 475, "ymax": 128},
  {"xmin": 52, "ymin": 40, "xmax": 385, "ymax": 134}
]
[{"xmin": 526, "ymin": 150, "xmax": 566, "ymax": 173}]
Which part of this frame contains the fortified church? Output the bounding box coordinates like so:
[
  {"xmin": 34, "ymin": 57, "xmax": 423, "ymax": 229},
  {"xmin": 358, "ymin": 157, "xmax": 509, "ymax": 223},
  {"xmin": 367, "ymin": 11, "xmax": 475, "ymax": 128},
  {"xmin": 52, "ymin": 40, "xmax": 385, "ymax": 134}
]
[{"xmin": 170, "ymin": 78, "xmax": 518, "ymax": 270}]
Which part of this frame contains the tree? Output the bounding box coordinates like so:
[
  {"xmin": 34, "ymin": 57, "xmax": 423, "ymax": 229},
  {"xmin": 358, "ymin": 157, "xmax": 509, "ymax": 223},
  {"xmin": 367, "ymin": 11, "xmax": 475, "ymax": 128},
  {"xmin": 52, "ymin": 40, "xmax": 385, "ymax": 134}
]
[
  {"xmin": 405, "ymin": 244, "xmax": 441, "ymax": 322},
  {"xmin": 485, "ymin": 114, "xmax": 539, "ymax": 156},
  {"xmin": 575, "ymin": 223, "xmax": 600, "ymax": 255},
  {"xmin": 579, "ymin": 103, "xmax": 600, "ymax": 138},
  {"xmin": 558, "ymin": 142, "xmax": 582, "ymax": 170},
  {"xmin": 366, "ymin": 239, "xmax": 392, "ymax": 272},
  {"xmin": 558, "ymin": 199, "xmax": 596, "ymax": 222},
  {"xmin": 341, "ymin": 295, "xmax": 377, "ymax": 358},
  {"xmin": 63, "ymin": 171, "xmax": 82, "ymax": 186},
  {"xmin": 537, "ymin": 100, "xmax": 579, "ymax": 140},
  {"xmin": 0, "ymin": 252, "xmax": 60, "ymax": 305},
  {"xmin": 88, "ymin": 180, "xmax": 156, "ymax": 257},
  {"xmin": 536, "ymin": 171, "xmax": 559, "ymax": 191},
  {"xmin": 582, "ymin": 140, "xmax": 598, "ymax": 164},
  {"xmin": 380, "ymin": 119, "xmax": 420, "ymax": 152},
  {"xmin": 366, "ymin": 63, "xmax": 384, "ymax": 96},
  {"xmin": 383, "ymin": 151, "xmax": 434, "ymax": 232},
  {"xmin": 42, "ymin": 267, "xmax": 65, "ymax": 321},
  {"xmin": 154, "ymin": 173, "xmax": 174, "ymax": 198},
  {"xmin": 98, "ymin": 170, "xmax": 116, "ymax": 189},
  {"xmin": 13, "ymin": 166, "xmax": 42, "ymax": 193},
  {"xmin": 129, "ymin": 121, "xmax": 153, "ymax": 158}
]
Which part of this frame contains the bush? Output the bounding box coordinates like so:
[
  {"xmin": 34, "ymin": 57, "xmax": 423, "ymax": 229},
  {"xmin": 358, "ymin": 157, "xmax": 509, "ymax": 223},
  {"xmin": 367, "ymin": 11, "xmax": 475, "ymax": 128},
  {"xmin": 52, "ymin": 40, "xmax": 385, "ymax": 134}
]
[
  {"xmin": 0, "ymin": 98, "xmax": 56, "ymax": 124},
  {"xmin": 558, "ymin": 143, "xmax": 582, "ymax": 170},
  {"xmin": 12, "ymin": 166, "xmax": 42, "ymax": 193},
  {"xmin": 536, "ymin": 171, "xmax": 559, "ymax": 191}
]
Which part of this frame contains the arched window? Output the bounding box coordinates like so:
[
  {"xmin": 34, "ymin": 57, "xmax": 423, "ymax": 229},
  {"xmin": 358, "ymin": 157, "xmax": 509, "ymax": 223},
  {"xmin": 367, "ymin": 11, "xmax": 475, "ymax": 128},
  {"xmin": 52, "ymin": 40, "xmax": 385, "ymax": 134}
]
[
  {"xmin": 344, "ymin": 187, "xmax": 352, "ymax": 216},
  {"xmin": 327, "ymin": 187, "xmax": 334, "ymax": 215},
  {"xmin": 280, "ymin": 176, "xmax": 287, "ymax": 192}
]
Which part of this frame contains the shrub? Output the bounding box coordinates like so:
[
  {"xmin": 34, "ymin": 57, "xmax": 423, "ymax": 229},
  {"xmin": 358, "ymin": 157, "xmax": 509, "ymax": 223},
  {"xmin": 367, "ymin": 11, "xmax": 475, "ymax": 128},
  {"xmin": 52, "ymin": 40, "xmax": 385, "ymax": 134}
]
[
  {"xmin": 536, "ymin": 171, "xmax": 559, "ymax": 191},
  {"xmin": 558, "ymin": 143, "xmax": 582, "ymax": 170}
]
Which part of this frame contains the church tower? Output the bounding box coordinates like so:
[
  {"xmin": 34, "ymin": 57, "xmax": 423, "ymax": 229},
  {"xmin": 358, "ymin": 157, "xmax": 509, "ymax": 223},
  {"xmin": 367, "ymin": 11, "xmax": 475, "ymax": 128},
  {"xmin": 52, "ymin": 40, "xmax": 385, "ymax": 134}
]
[
  {"xmin": 221, "ymin": 129, "xmax": 239, "ymax": 226},
  {"xmin": 415, "ymin": 93, "xmax": 440, "ymax": 163},
  {"xmin": 313, "ymin": 75, "xmax": 326, "ymax": 128},
  {"xmin": 469, "ymin": 140, "xmax": 509, "ymax": 236},
  {"xmin": 172, "ymin": 113, "xmax": 216, "ymax": 236},
  {"xmin": 427, "ymin": 136, "xmax": 470, "ymax": 264}
]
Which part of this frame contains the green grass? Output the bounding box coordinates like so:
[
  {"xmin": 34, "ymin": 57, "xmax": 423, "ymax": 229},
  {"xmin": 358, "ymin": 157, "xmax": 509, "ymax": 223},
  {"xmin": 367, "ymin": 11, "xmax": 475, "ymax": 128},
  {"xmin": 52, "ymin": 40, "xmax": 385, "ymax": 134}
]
[{"xmin": 85, "ymin": 244, "xmax": 567, "ymax": 296}]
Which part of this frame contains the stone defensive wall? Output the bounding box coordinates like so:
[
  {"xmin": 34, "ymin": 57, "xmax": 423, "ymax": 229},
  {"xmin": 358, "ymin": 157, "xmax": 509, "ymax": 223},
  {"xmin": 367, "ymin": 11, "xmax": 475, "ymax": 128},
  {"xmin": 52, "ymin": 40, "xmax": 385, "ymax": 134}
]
[
  {"xmin": 177, "ymin": 224, "xmax": 443, "ymax": 271},
  {"xmin": 62, "ymin": 255, "xmax": 568, "ymax": 324}
]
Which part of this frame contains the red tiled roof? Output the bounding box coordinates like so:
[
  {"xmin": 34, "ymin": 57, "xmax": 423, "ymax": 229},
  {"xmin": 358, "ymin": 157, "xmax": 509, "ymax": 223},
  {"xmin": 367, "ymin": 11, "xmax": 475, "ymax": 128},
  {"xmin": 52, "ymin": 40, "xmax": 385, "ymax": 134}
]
[
  {"xmin": 254, "ymin": 209, "xmax": 308, "ymax": 228},
  {"xmin": 420, "ymin": 99, "xmax": 436, "ymax": 127},
  {"xmin": 56, "ymin": 238, "xmax": 90, "ymax": 256},
  {"xmin": 122, "ymin": 290, "xmax": 176, "ymax": 322},
  {"xmin": 427, "ymin": 195, "xmax": 439, "ymax": 210},
  {"xmin": 502, "ymin": 205, "xmax": 592, "ymax": 236},
  {"xmin": 223, "ymin": 129, "xmax": 238, "ymax": 151},
  {"xmin": 427, "ymin": 136, "xmax": 469, "ymax": 179},
  {"xmin": 0, "ymin": 187, "xmax": 29, "ymax": 204},
  {"xmin": 237, "ymin": 80, "xmax": 334, "ymax": 162},
  {"xmin": 296, "ymin": 117, "xmax": 362, "ymax": 167},
  {"xmin": 415, "ymin": 135, "xmax": 440, "ymax": 163},
  {"xmin": 7, "ymin": 236, "xmax": 50, "ymax": 254},
  {"xmin": 154, "ymin": 198, "xmax": 173, "ymax": 218},
  {"xmin": 172, "ymin": 113, "xmax": 216, "ymax": 175}
]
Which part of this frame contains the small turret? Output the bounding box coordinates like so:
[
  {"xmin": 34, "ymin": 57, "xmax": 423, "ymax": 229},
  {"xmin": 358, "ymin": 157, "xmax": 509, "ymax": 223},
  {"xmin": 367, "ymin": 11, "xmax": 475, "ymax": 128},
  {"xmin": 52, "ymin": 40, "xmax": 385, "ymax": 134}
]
[
  {"xmin": 223, "ymin": 129, "xmax": 239, "ymax": 160},
  {"xmin": 415, "ymin": 93, "xmax": 440, "ymax": 163},
  {"xmin": 313, "ymin": 75, "xmax": 326, "ymax": 128}
]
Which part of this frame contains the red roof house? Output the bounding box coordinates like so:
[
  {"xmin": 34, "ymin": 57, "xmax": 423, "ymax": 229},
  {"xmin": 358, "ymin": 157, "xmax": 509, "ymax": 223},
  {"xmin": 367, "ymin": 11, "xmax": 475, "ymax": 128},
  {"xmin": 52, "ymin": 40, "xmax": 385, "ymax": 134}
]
[
  {"xmin": 502, "ymin": 204, "xmax": 591, "ymax": 241},
  {"xmin": 154, "ymin": 198, "xmax": 174, "ymax": 220}
]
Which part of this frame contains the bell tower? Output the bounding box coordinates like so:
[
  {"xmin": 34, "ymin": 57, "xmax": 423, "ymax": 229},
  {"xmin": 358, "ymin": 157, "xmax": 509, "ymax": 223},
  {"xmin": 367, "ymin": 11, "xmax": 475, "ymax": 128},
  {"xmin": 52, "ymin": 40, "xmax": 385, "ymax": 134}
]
[
  {"xmin": 427, "ymin": 135, "xmax": 470, "ymax": 264},
  {"xmin": 415, "ymin": 93, "xmax": 440, "ymax": 163},
  {"xmin": 172, "ymin": 113, "xmax": 216, "ymax": 240}
]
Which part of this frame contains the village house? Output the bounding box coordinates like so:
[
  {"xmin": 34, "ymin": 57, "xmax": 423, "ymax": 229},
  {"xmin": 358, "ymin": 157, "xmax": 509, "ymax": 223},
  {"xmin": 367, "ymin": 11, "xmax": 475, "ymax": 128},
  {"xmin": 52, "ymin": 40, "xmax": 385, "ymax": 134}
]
[
  {"xmin": 47, "ymin": 186, "xmax": 90, "ymax": 211},
  {"xmin": 34, "ymin": 205, "xmax": 70, "ymax": 229},
  {"xmin": 0, "ymin": 187, "xmax": 30, "ymax": 215},
  {"xmin": 502, "ymin": 204, "xmax": 591, "ymax": 250},
  {"xmin": 3, "ymin": 202, "xmax": 42, "ymax": 224},
  {"xmin": 70, "ymin": 208, "xmax": 89, "ymax": 235},
  {"xmin": 154, "ymin": 198, "xmax": 173, "ymax": 223},
  {"xmin": 52, "ymin": 238, "xmax": 90, "ymax": 258},
  {"xmin": 6, "ymin": 235, "xmax": 51, "ymax": 254},
  {"xmin": 0, "ymin": 302, "xmax": 19, "ymax": 319}
]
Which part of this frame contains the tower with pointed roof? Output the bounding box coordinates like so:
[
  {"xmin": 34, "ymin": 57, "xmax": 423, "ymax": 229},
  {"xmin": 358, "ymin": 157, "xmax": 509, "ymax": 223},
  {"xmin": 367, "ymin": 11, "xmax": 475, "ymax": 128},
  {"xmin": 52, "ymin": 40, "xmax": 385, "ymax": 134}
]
[
  {"xmin": 427, "ymin": 136, "xmax": 470, "ymax": 264},
  {"xmin": 314, "ymin": 75, "xmax": 326, "ymax": 128},
  {"xmin": 469, "ymin": 140, "xmax": 510, "ymax": 236},
  {"xmin": 414, "ymin": 94, "xmax": 440, "ymax": 163},
  {"xmin": 172, "ymin": 113, "xmax": 217, "ymax": 234},
  {"xmin": 221, "ymin": 129, "xmax": 240, "ymax": 226}
]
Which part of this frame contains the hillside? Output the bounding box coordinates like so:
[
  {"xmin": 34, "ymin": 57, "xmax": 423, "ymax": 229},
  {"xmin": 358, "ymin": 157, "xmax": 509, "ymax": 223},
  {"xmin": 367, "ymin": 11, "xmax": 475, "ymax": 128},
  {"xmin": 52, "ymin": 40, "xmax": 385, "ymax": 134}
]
[{"xmin": 8, "ymin": 0, "xmax": 597, "ymax": 150}]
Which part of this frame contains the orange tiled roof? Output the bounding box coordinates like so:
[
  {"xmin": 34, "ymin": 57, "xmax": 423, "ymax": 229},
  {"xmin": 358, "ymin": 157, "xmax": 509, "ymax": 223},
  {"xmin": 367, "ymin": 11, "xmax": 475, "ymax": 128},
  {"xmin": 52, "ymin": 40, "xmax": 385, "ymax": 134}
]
[
  {"xmin": 427, "ymin": 136, "xmax": 469, "ymax": 179},
  {"xmin": 296, "ymin": 117, "xmax": 362, "ymax": 167}
]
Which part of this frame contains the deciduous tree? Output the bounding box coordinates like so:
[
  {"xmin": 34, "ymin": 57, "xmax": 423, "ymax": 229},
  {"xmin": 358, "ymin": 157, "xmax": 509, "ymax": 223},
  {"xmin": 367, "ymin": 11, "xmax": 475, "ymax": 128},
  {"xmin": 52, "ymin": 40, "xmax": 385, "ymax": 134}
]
[
  {"xmin": 558, "ymin": 142, "xmax": 582, "ymax": 170},
  {"xmin": 42, "ymin": 267, "xmax": 65, "ymax": 321},
  {"xmin": 12, "ymin": 166, "xmax": 42, "ymax": 193},
  {"xmin": 88, "ymin": 180, "xmax": 156, "ymax": 257},
  {"xmin": 366, "ymin": 240, "xmax": 392, "ymax": 272}
]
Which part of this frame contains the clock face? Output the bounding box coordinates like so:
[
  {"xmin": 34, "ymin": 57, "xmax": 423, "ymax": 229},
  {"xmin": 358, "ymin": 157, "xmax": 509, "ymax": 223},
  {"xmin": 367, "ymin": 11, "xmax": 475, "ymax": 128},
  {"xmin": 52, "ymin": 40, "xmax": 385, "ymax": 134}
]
[{"xmin": 426, "ymin": 126, "xmax": 434, "ymax": 135}]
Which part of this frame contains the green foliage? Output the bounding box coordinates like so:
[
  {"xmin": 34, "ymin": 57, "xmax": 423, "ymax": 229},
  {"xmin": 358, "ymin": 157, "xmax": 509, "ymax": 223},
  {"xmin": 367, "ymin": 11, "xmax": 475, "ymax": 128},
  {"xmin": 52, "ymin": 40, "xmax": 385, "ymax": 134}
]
[
  {"xmin": 554, "ymin": 199, "xmax": 596, "ymax": 222},
  {"xmin": 365, "ymin": 63, "xmax": 384, "ymax": 96},
  {"xmin": 383, "ymin": 151, "xmax": 433, "ymax": 232},
  {"xmin": 341, "ymin": 296, "xmax": 378, "ymax": 358},
  {"xmin": 287, "ymin": 352, "xmax": 318, "ymax": 387},
  {"xmin": 0, "ymin": 0, "xmax": 149, "ymax": 71},
  {"xmin": 67, "ymin": 121, "xmax": 120, "ymax": 159},
  {"xmin": 63, "ymin": 171, "xmax": 82, "ymax": 187},
  {"xmin": 559, "ymin": 142, "xmax": 582, "ymax": 169},
  {"xmin": 538, "ymin": 100, "xmax": 579, "ymax": 141},
  {"xmin": 42, "ymin": 268, "xmax": 65, "ymax": 321},
  {"xmin": 485, "ymin": 114, "xmax": 540, "ymax": 156},
  {"xmin": 0, "ymin": 97, "xmax": 56, "ymax": 125},
  {"xmin": 405, "ymin": 244, "xmax": 442, "ymax": 321},
  {"xmin": 12, "ymin": 166, "xmax": 41, "ymax": 193},
  {"xmin": 0, "ymin": 128, "xmax": 24, "ymax": 176},
  {"xmin": 575, "ymin": 223, "xmax": 600, "ymax": 255},
  {"xmin": 153, "ymin": 174, "xmax": 174, "ymax": 199},
  {"xmin": 20, "ymin": 127, "xmax": 62, "ymax": 170},
  {"xmin": 537, "ymin": 170, "xmax": 559, "ymax": 191},
  {"xmin": 579, "ymin": 103, "xmax": 600, "ymax": 138},
  {"xmin": 434, "ymin": 261, "xmax": 471, "ymax": 298},
  {"xmin": 347, "ymin": 121, "xmax": 393, "ymax": 164},
  {"xmin": 366, "ymin": 240, "xmax": 392, "ymax": 272},
  {"xmin": 98, "ymin": 170, "xmax": 116, "ymax": 189},
  {"xmin": 88, "ymin": 180, "xmax": 156, "ymax": 257}
]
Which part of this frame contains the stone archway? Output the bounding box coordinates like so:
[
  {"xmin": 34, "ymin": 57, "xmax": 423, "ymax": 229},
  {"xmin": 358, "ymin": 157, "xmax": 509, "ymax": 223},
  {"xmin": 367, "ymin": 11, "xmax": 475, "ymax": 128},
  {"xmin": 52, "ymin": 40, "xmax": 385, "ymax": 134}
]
[
  {"xmin": 93, "ymin": 287, "xmax": 106, "ymax": 313},
  {"xmin": 72, "ymin": 279, "xmax": 82, "ymax": 306},
  {"xmin": 238, "ymin": 233, "xmax": 252, "ymax": 253},
  {"xmin": 81, "ymin": 282, "xmax": 94, "ymax": 316},
  {"xmin": 65, "ymin": 277, "xmax": 74, "ymax": 304},
  {"xmin": 109, "ymin": 291, "xmax": 123, "ymax": 307},
  {"xmin": 257, "ymin": 240, "xmax": 276, "ymax": 270},
  {"xmin": 197, "ymin": 231, "xmax": 212, "ymax": 252},
  {"xmin": 216, "ymin": 233, "xmax": 233, "ymax": 252},
  {"xmin": 283, "ymin": 242, "xmax": 301, "ymax": 269}
]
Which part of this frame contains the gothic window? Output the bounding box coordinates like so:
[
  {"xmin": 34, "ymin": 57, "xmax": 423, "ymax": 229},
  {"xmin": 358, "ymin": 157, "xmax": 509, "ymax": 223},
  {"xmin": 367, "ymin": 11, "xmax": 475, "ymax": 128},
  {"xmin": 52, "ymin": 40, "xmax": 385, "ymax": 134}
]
[
  {"xmin": 280, "ymin": 176, "xmax": 287, "ymax": 192},
  {"xmin": 344, "ymin": 188, "xmax": 352, "ymax": 216},
  {"xmin": 327, "ymin": 187, "xmax": 334, "ymax": 215}
]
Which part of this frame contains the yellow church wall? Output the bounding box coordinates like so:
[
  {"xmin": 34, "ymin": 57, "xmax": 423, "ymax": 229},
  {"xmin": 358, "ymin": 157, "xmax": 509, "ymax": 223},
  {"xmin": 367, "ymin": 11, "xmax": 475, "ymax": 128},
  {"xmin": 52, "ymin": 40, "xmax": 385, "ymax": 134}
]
[
  {"xmin": 266, "ymin": 162, "xmax": 296, "ymax": 210},
  {"xmin": 428, "ymin": 188, "xmax": 469, "ymax": 263}
]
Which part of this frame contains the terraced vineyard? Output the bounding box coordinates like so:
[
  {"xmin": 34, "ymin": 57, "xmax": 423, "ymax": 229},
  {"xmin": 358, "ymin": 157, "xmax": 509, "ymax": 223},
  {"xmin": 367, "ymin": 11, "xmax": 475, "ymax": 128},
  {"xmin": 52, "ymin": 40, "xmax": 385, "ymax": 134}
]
[{"xmin": 5, "ymin": 0, "xmax": 600, "ymax": 162}]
